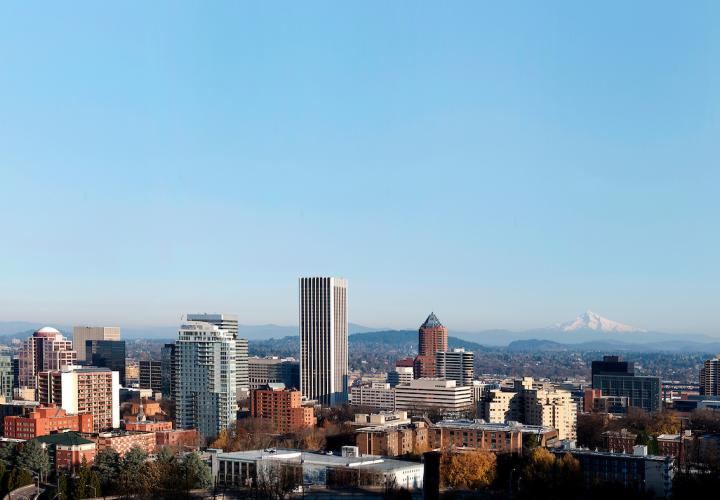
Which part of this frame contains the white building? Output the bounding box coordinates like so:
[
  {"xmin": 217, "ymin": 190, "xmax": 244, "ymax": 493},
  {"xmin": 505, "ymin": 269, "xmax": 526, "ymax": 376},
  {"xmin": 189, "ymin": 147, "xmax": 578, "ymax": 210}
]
[
  {"xmin": 299, "ymin": 277, "xmax": 348, "ymax": 406},
  {"xmin": 395, "ymin": 378, "xmax": 473, "ymax": 413},
  {"xmin": 210, "ymin": 448, "xmax": 423, "ymax": 490},
  {"xmin": 72, "ymin": 326, "xmax": 121, "ymax": 362},
  {"xmin": 350, "ymin": 382, "xmax": 396, "ymax": 410},
  {"xmin": 436, "ymin": 348, "xmax": 474, "ymax": 386},
  {"xmin": 387, "ymin": 366, "xmax": 414, "ymax": 388},
  {"xmin": 186, "ymin": 313, "xmax": 248, "ymax": 399},
  {"xmin": 175, "ymin": 321, "xmax": 237, "ymax": 439}
]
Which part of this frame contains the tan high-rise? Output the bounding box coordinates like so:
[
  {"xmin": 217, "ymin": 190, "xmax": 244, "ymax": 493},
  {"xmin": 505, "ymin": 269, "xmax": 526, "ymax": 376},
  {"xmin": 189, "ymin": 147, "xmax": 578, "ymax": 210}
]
[
  {"xmin": 73, "ymin": 326, "xmax": 120, "ymax": 362},
  {"xmin": 299, "ymin": 277, "xmax": 348, "ymax": 406}
]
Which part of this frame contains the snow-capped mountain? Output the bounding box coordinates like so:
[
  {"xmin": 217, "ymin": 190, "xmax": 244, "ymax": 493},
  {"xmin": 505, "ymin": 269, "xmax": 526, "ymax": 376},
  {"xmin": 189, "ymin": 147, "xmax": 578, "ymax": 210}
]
[{"xmin": 554, "ymin": 310, "xmax": 646, "ymax": 333}]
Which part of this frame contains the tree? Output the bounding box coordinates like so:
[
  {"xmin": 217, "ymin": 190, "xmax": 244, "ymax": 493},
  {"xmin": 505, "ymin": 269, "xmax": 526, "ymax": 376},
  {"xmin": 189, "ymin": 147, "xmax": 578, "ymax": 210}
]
[
  {"xmin": 57, "ymin": 474, "xmax": 70, "ymax": 500},
  {"xmin": 16, "ymin": 440, "xmax": 49, "ymax": 481},
  {"xmin": 441, "ymin": 450, "xmax": 497, "ymax": 490},
  {"xmin": 118, "ymin": 446, "xmax": 148, "ymax": 496},
  {"xmin": 73, "ymin": 457, "xmax": 102, "ymax": 499},
  {"xmin": 255, "ymin": 463, "xmax": 302, "ymax": 499},
  {"xmin": 6, "ymin": 467, "xmax": 33, "ymax": 492},
  {"xmin": 93, "ymin": 447, "xmax": 121, "ymax": 493},
  {"xmin": 182, "ymin": 451, "xmax": 213, "ymax": 490}
]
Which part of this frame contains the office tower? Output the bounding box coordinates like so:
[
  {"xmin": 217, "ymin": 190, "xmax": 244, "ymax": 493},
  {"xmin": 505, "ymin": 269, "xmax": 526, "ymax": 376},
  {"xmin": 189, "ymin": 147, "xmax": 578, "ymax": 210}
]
[
  {"xmin": 73, "ymin": 326, "xmax": 121, "ymax": 362},
  {"xmin": 161, "ymin": 343, "xmax": 176, "ymax": 399},
  {"xmin": 250, "ymin": 383, "xmax": 316, "ymax": 433},
  {"xmin": 186, "ymin": 314, "xmax": 249, "ymax": 398},
  {"xmin": 86, "ymin": 340, "xmax": 126, "ymax": 386},
  {"xmin": 19, "ymin": 327, "xmax": 77, "ymax": 388},
  {"xmin": 414, "ymin": 313, "xmax": 448, "ymax": 379},
  {"xmin": 388, "ymin": 366, "xmax": 414, "ymax": 388},
  {"xmin": 236, "ymin": 338, "xmax": 249, "ymax": 399},
  {"xmin": 248, "ymin": 357, "xmax": 300, "ymax": 391},
  {"xmin": 299, "ymin": 277, "xmax": 348, "ymax": 406},
  {"xmin": 175, "ymin": 321, "xmax": 237, "ymax": 439},
  {"xmin": 11, "ymin": 358, "xmax": 19, "ymax": 389},
  {"xmin": 591, "ymin": 355, "xmax": 661, "ymax": 413},
  {"xmin": 435, "ymin": 348, "xmax": 474, "ymax": 387},
  {"xmin": 700, "ymin": 355, "xmax": 720, "ymax": 396},
  {"xmin": 394, "ymin": 378, "xmax": 473, "ymax": 413},
  {"xmin": 139, "ymin": 360, "xmax": 162, "ymax": 394},
  {"xmin": 38, "ymin": 366, "xmax": 120, "ymax": 432},
  {"xmin": 0, "ymin": 356, "xmax": 13, "ymax": 401},
  {"xmin": 350, "ymin": 382, "xmax": 396, "ymax": 410}
]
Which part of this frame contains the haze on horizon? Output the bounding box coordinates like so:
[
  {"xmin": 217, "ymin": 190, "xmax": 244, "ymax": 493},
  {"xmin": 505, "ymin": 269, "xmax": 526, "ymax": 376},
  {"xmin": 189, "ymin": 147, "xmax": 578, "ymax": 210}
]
[{"xmin": 1, "ymin": 2, "xmax": 718, "ymax": 336}]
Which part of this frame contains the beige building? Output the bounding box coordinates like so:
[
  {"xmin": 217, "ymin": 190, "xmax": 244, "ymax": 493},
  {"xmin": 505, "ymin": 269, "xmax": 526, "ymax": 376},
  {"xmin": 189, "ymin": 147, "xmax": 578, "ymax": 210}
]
[
  {"xmin": 73, "ymin": 326, "xmax": 120, "ymax": 362},
  {"xmin": 480, "ymin": 377, "xmax": 576, "ymax": 440},
  {"xmin": 395, "ymin": 378, "xmax": 473, "ymax": 413},
  {"xmin": 350, "ymin": 382, "xmax": 396, "ymax": 410},
  {"xmin": 19, "ymin": 327, "xmax": 77, "ymax": 388},
  {"xmin": 355, "ymin": 421, "xmax": 428, "ymax": 457}
]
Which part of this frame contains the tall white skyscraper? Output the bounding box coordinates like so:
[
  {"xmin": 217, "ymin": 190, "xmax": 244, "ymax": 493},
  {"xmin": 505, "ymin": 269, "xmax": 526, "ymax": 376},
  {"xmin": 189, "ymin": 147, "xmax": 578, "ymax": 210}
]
[
  {"xmin": 299, "ymin": 277, "xmax": 348, "ymax": 406},
  {"xmin": 186, "ymin": 313, "xmax": 248, "ymax": 399},
  {"xmin": 175, "ymin": 321, "xmax": 237, "ymax": 439}
]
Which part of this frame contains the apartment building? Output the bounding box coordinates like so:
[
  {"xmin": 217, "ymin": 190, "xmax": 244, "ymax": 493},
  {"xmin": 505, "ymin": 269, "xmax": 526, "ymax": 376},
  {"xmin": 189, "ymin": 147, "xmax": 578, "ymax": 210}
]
[
  {"xmin": 250, "ymin": 383, "xmax": 316, "ymax": 434},
  {"xmin": 4, "ymin": 404, "xmax": 93, "ymax": 439}
]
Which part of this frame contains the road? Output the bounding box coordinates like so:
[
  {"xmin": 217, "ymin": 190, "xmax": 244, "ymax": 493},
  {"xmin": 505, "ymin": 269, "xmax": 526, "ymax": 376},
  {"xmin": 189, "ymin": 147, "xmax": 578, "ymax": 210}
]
[{"xmin": 4, "ymin": 483, "xmax": 42, "ymax": 500}]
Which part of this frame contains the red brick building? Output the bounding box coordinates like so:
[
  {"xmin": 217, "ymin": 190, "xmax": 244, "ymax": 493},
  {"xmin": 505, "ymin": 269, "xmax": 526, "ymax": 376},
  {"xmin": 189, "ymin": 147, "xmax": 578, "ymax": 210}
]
[
  {"xmin": 36, "ymin": 432, "xmax": 96, "ymax": 472},
  {"xmin": 93, "ymin": 431, "xmax": 156, "ymax": 457},
  {"xmin": 602, "ymin": 429, "xmax": 637, "ymax": 454},
  {"xmin": 251, "ymin": 384, "xmax": 316, "ymax": 434},
  {"xmin": 4, "ymin": 405, "xmax": 93, "ymax": 439},
  {"xmin": 155, "ymin": 428, "xmax": 200, "ymax": 449},
  {"xmin": 414, "ymin": 313, "xmax": 448, "ymax": 378},
  {"xmin": 125, "ymin": 420, "xmax": 172, "ymax": 432}
]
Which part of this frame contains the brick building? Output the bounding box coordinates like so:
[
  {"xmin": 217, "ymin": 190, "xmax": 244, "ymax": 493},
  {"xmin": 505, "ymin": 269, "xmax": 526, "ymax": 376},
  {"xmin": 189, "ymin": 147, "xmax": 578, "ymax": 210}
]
[
  {"xmin": 125, "ymin": 420, "xmax": 172, "ymax": 432},
  {"xmin": 429, "ymin": 420, "xmax": 558, "ymax": 453},
  {"xmin": 355, "ymin": 421, "xmax": 428, "ymax": 456},
  {"xmin": 93, "ymin": 431, "xmax": 156, "ymax": 456},
  {"xmin": 36, "ymin": 432, "xmax": 97, "ymax": 472},
  {"xmin": 603, "ymin": 429, "xmax": 638, "ymax": 454},
  {"xmin": 250, "ymin": 383, "xmax": 316, "ymax": 434},
  {"xmin": 155, "ymin": 428, "xmax": 200, "ymax": 449},
  {"xmin": 4, "ymin": 405, "xmax": 93, "ymax": 439}
]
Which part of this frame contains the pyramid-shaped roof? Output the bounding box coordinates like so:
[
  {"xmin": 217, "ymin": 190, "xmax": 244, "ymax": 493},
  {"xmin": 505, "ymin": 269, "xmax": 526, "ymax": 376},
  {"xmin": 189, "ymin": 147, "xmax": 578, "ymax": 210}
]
[{"xmin": 421, "ymin": 312, "xmax": 443, "ymax": 329}]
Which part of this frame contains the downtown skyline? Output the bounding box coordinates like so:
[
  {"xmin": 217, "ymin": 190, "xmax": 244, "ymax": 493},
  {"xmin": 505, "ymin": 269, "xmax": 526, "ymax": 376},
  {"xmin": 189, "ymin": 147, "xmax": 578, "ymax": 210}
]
[{"xmin": 1, "ymin": 2, "xmax": 719, "ymax": 334}]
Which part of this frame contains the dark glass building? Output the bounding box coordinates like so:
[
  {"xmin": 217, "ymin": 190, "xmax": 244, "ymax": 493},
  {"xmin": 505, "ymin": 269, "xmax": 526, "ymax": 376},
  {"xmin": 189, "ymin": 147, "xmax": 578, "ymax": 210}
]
[
  {"xmin": 86, "ymin": 340, "xmax": 127, "ymax": 386},
  {"xmin": 592, "ymin": 356, "xmax": 661, "ymax": 413},
  {"xmin": 161, "ymin": 343, "xmax": 176, "ymax": 399}
]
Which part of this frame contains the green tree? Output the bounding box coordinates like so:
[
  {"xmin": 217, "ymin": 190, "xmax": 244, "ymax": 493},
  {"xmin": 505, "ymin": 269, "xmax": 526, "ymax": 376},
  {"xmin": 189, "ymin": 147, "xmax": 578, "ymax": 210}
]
[
  {"xmin": 16, "ymin": 440, "xmax": 50, "ymax": 481},
  {"xmin": 73, "ymin": 457, "xmax": 101, "ymax": 499},
  {"xmin": 118, "ymin": 446, "xmax": 149, "ymax": 496},
  {"xmin": 6, "ymin": 467, "xmax": 33, "ymax": 491},
  {"xmin": 57, "ymin": 474, "xmax": 70, "ymax": 500},
  {"xmin": 93, "ymin": 447, "xmax": 121, "ymax": 492},
  {"xmin": 182, "ymin": 452, "xmax": 212, "ymax": 490}
]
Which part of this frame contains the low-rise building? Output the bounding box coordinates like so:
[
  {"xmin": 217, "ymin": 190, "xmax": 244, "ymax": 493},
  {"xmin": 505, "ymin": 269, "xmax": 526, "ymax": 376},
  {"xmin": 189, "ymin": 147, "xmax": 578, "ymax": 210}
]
[
  {"xmin": 355, "ymin": 421, "xmax": 428, "ymax": 457},
  {"xmin": 395, "ymin": 379, "xmax": 473, "ymax": 414},
  {"xmin": 210, "ymin": 448, "xmax": 424, "ymax": 491},
  {"xmin": 352, "ymin": 411, "xmax": 411, "ymax": 428},
  {"xmin": 656, "ymin": 431, "xmax": 692, "ymax": 459},
  {"xmin": 603, "ymin": 429, "xmax": 638, "ymax": 454},
  {"xmin": 93, "ymin": 431, "xmax": 156, "ymax": 457},
  {"xmin": 350, "ymin": 382, "xmax": 396, "ymax": 410},
  {"xmin": 553, "ymin": 444, "xmax": 673, "ymax": 499},
  {"xmin": 429, "ymin": 419, "xmax": 558, "ymax": 453},
  {"xmin": 4, "ymin": 405, "xmax": 93, "ymax": 439},
  {"xmin": 251, "ymin": 384, "xmax": 316, "ymax": 434},
  {"xmin": 155, "ymin": 428, "xmax": 200, "ymax": 449},
  {"xmin": 36, "ymin": 432, "xmax": 97, "ymax": 472},
  {"xmin": 125, "ymin": 420, "xmax": 172, "ymax": 432}
]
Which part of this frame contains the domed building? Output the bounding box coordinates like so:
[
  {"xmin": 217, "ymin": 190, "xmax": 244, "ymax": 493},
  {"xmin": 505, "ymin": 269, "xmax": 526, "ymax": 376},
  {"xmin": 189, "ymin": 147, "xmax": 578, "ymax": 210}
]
[{"xmin": 18, "ymin": 326, "xmax": 77, "ymax": 388}]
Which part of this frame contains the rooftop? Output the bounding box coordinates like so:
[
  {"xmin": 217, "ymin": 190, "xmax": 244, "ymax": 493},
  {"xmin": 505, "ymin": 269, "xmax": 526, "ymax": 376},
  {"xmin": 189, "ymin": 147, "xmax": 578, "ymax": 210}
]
[
  {"xmin": 36, "ymin": 432, "xmax": 95, "ymax": 447},
  {"xmin": 213, "ymin": 448, "xmax": 422, "ymax": 472},
  {"xmin": 433, "ymin": 419, "xmax": 556, "ymax": 434},
  {"xmin": 421, "ymin": 312, "xmax": 443, "ymax": 329}
]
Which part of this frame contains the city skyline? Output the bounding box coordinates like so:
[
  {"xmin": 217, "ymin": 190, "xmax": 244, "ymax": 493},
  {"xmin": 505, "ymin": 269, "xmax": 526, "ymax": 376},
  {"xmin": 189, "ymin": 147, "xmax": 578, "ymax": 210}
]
[{"xmin": 2, "ymin": 2, "xmax": 719, "ymax": 334}]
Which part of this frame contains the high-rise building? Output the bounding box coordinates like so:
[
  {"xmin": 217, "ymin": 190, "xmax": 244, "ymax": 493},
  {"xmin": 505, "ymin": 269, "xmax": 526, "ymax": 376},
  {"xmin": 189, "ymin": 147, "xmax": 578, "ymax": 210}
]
[
  {"xmin": 86, "ymin": 340, "xmax": 126, "ymax": 386},
  {"xmin": 435, "ymin": 348, "xmax": 474, "ymax": 387},
  {"xmin": 414, "ymin": 313, "xmax": 448, "ymax": 379},
  {"xmin": 250, "ymin": 383, "xmax": 316, "ymax": 433},
  {"xmin": 139, "ymin": 360, "xmax": 162, "ymax": 394},
  {"xmin": 175, "ymin": 321, "xmax": 237, "ymax": 439},
  {"xmin": 161, "ymin": 343, "xmax": 176, "ymax": 399},
  {"xmin": 19, "ymin": 327, "xmax": 77, "ymax": 388},
  {"xmin": 299, "ymin": 277, "xmax": 348, "ymax": 406},
  {"xmin": 700, "ymin": 355, "xmax": 720, "ymax": 396},
  {"xmin": 591, "ymin": 356, "xmax": 661, "ymax": 413},
  {"xmin": 72, "ymin": 326, "xmax": 121, "ymax": 362},
  {"xmin": 0, "ymin": 356, "xmax": 13, "ymax": 401},
  {"xmin": 248, "ymin": 357, "xmax": 300, "ymax": 391},
  {"xmin": 37, "ymin": 366, "xmax": 120, "ymax": 432},
  {"xmin": 186, "ymin": 314, "xmax": 249, "ymax": 399},
  {"xmin": 11, "ymin": 358, "xmax": 20, "ymax": 389}
]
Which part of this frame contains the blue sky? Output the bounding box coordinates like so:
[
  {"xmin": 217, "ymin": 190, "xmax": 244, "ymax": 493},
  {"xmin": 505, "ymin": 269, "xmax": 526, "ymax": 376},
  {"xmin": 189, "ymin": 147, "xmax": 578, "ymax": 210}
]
[{"xmin": 1, "ymin": 2, "xmax": 718, "ymax": 334}]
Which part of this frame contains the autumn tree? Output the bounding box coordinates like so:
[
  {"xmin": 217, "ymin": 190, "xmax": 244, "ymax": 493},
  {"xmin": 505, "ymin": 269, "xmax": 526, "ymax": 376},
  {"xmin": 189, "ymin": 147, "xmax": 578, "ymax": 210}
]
[{"xmin": 441, "ymin": 450, "xmax": 497, "ymax": 490}]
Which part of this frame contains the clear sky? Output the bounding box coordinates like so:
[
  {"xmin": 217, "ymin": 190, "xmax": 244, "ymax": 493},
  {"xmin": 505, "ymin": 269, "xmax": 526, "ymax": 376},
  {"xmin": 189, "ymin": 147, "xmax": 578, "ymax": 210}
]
[{"xmin": 1, "ymin": 2, "xmax": 718, "ymax": 334}]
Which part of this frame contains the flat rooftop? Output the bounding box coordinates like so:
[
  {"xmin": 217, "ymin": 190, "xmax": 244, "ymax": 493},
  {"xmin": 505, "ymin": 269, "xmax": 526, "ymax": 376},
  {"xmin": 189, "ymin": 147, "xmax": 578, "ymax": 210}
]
[
  {"xmin": 214, "ymin": 448, "xmax": 422, "ymax": 472},
  {"xmin": 434, "ymin": 419, "xmax": 556, "ymax": 434}
]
